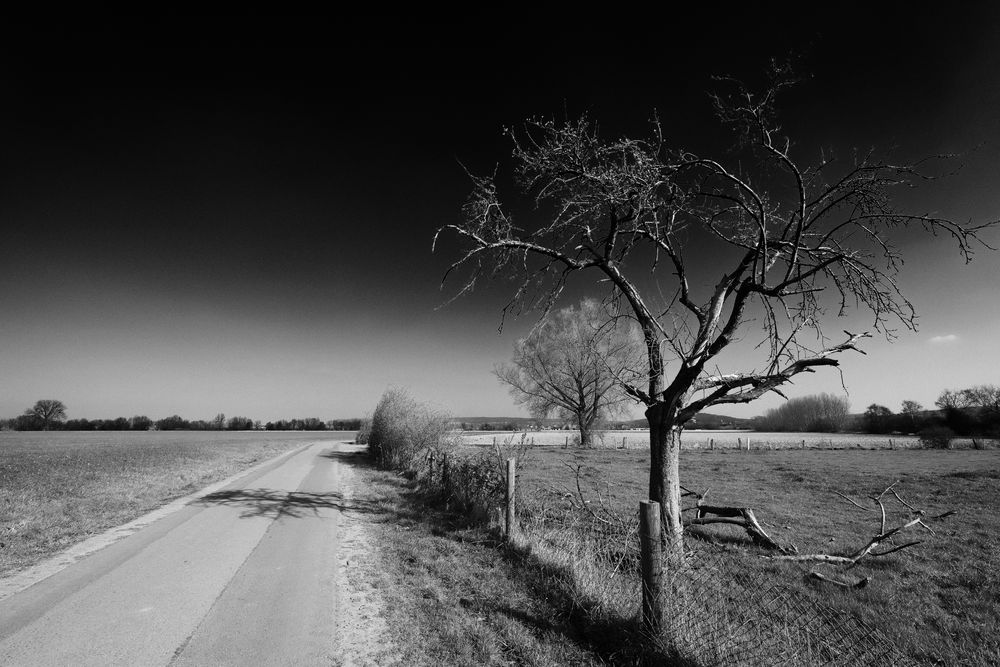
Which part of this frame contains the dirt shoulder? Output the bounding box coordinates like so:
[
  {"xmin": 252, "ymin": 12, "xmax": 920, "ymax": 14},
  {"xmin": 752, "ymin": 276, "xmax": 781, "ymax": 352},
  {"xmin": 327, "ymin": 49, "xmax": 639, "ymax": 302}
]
[
  {"xmin": 332, "ymin": 443, "xmax": 403, "ymax": 666},
  {"xmin": 336, "ymin": 444, "xmax": 620, "ymax": 666}
]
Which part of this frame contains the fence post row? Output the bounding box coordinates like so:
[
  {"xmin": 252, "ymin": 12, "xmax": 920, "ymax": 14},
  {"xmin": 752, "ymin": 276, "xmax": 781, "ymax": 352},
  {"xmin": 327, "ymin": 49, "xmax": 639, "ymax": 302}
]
[
  {"xmin": 505, "ymin": 457, "xmax": 516, "ymax": 542},
  {"xmin": 639, "ymin": 500, "xmax": 663, "ymax": 635}
]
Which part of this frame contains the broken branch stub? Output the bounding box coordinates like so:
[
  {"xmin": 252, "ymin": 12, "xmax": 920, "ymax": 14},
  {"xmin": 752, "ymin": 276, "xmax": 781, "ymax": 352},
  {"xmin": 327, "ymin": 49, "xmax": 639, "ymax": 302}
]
[{"xmin": 681, "ymin": 488, "xmax": 792, "ymax": 553}]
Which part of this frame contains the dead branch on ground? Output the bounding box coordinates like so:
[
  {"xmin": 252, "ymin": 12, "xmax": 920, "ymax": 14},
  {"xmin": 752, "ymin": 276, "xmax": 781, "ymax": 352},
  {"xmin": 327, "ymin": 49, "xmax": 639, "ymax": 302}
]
[{"xmin": 769, "ymin": 482, "xmax": 956, "ymax": 586}]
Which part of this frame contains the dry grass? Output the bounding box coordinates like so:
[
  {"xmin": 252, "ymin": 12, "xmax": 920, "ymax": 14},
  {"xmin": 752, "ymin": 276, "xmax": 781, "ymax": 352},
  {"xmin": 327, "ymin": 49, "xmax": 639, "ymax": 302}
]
[
  {"xmin": 340, "ymin": 452, "xmax": 629, "ymax": 666},
  {"xmin": 511, "ymin": 445, "xmax": 1000, "ymax": 666},
  {"xmin": 0, "ymin": 431, "xmax": 333, "ymax": 576}
]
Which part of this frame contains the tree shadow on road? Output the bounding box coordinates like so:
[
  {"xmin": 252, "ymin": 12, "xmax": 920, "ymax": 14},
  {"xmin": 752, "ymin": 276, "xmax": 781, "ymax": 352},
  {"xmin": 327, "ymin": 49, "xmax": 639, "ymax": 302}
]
[
  {"xmin": 194, "ymin": 488, "xmax": 385, "ymax": 519},
  {"xmin": 194, "ymin": 444, "xmax": 388, "ymax": 519},
  {"xmin": 319, "ymin": 446, "xmax": 374, "ymax": 469}
]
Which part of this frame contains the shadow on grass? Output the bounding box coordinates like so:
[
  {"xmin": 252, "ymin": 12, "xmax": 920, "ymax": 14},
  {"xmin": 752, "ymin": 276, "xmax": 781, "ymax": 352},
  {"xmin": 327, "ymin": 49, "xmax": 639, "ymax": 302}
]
[{"xmin": 329, "ymin": 450, "xmax": 664, "ymax": 665}]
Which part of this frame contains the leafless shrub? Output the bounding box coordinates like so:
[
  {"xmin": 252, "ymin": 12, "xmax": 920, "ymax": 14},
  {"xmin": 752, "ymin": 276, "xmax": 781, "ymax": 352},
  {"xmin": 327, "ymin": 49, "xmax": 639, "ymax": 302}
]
[
  {"xmin": 367, "ymin": 388, "xmax": 452, "ymax": 469},
  {"xmin": 355, "ymin": 418, "xmax": 372, "ymax": 445},
  {"xmin": 918, "ymin": 425, "xmax": 955, "ymax": 449}
]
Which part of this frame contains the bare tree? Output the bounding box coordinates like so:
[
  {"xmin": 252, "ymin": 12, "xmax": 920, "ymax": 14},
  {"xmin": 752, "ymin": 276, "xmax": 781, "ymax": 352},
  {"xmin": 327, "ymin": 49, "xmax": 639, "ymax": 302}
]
[
  {"xmin": 957, "ymin": 385, "xmax": 1000, "ymax": 416},
  {"xmin": 435, "ymin": 63, "xmax": 996, "ymax": 552},
  {"xmin": 756, "ymin": 393, "xmax": 849, "ymax": 432},
  {"xmin": 935, "ymin": 389, "xmax": 971, "ymax": 410},
  {"xmin": 495, "ymin": 298, "xmax": 643, "ymax": 447},
  {"xmin": 25, "ymin": 399, "xmax": 67, "ymax": 430},
  {"xmin": 900, "ymin": 399, "xmax": 923, "ymax": 431}
]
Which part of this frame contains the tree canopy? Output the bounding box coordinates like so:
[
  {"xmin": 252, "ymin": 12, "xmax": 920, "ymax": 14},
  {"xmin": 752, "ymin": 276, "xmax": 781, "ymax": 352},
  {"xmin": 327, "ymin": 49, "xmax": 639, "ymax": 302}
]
[
  {"xmin": 436, "ymin": 63, "xmax": 997, "ymax": 548},
  {"xmin": 495, "ymin": 298, "xmax": 642, "ymax": 446},
  {"xmin": 24, "ymin": 399, "xmax": 67, "ymax": 430},
  {"xmin": 440, "ymin": 67, "xmax": 993, "ymax": 425}
]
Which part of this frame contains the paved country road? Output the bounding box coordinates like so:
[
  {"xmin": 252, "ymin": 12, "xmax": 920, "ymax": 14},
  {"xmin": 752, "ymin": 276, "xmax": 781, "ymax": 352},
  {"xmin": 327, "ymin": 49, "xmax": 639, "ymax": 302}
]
[{"xmin": 0, "ymin": 438, "xmax": 385, "ymax": 666}]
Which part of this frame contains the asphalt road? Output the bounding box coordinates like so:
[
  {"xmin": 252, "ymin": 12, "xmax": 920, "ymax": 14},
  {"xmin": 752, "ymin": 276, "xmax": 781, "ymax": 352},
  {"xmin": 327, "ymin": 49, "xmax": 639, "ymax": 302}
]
[{"xmin": 0, "ymin": 438, "xmax": 354, "ymax": 666}]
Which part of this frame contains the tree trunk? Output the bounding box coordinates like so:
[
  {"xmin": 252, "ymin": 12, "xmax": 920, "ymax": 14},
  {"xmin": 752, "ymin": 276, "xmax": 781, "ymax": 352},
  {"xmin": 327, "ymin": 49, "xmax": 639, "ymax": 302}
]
[
  {"xmin": 646, "ymin": 402, "xmax": 684, "ymax": 555},
  {"xmin": 578, "ymin": 417, "xmax": 592, "ymax": 448},
  {"xmin": 577, "ymin": 411, "xmax": 596, "ymax": 448}
]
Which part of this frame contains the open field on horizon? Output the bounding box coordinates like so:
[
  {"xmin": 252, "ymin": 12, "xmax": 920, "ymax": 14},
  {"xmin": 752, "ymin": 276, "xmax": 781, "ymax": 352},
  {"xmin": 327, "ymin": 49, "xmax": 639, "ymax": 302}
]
[
  {"xmin": 502, "ymin": 445, "xmax": 1000, "ymax": 666},
  {"xmin": 460, "ymin": 429, "xmax": 936, "ymax": 450},
  {"xmin": 0, "ymin": 431, "xmax": 355, "ymax": 577}
]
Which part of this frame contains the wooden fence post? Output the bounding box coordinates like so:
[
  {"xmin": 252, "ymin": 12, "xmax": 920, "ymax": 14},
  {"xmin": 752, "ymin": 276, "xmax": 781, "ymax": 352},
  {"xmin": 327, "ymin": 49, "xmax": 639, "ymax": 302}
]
[
  {"xmin": 710, "ymin": 438, "xmax": 714, "ymax": 450},
  {"xmin": 738, "ymin": 437, "xmax": 742, "ymax": 450},
  {"xmin": 639, "ymin": 500, "xmax": 663, "ymax": 635},
  {"xmin": 506, "ymin": 458, "xmax": 516, "ymax": 542},
  {"xmin": 747, "ymin": 436, "xmax": 751, "ymax": 451}
]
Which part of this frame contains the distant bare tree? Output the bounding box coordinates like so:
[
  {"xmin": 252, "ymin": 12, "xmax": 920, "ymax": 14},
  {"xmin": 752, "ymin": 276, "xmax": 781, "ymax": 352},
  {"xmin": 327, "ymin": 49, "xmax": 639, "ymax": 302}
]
[
  {"xmin": 436, "ymin": 62, "xmax": 996, "ymax": 552},
  {"xmin": 935, "ymin": 386, "xmax": 1000, "ymax": 413},
  {"xmin": 757, "ymin": 393, "xmax": 849, "ymax": 432},
  {"xmin": 960, "ymin": 385, "xmax": 1000, "ymax": 416},
  {"xmin": 900, "ymin": 400, "xmax": 923, "ymax": 430},
  {"xmin": 863, "ymin": 404, "xmax": 894, "ymax": 434},
  {"xmin": 25, "ymin": 399, "xmax": 67, "ymax": 430},
  {"xmin": 495, "ymin": 299, "xmax": 643, "ymax": 447},
  {"xmin": 935, "ymin": 389, "xmax": 971, "ymax": 410},
  {"xmin": 936, "ymin": 384, "xmax": 1000, "ymax": 434}
]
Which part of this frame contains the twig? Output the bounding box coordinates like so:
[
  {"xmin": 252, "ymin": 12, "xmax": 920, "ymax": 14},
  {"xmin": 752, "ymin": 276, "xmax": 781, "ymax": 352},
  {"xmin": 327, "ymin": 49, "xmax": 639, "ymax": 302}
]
[
  {"xmin": 810, "ymin": 570, "xmax": 872, "ymax": 589},
  {"xmin": 833, "ymin": 491, "xmax": 872, "ymax": 512},
  {"xmin": 890, "ymin": 488, "xmax": 919, "ymax": 513}
]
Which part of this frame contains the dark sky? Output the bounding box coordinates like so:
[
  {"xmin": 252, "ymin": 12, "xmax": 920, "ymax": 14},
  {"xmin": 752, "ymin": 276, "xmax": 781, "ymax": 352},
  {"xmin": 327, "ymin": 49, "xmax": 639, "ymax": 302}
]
[{"xmin": 2, "ymin": 10, "xmax": 999, "ymax": 421}]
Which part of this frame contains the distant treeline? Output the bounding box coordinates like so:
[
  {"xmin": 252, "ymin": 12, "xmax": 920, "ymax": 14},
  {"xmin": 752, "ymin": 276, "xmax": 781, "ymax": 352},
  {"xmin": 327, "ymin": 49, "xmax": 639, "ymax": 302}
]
[
  {"xmin": 752, "ymin": 385, "xmax": 1000, "ymax": 438},
  {"xmin": 457, "ymin": 421, "xmax": 533, "ymax": 431},
  {"xmin": 1, "ymin": 413, "xmax": 364, "ymax": 432},
  {"xmin": 456, "ymin": 420, "xmax": 647, "ymax": 432}
]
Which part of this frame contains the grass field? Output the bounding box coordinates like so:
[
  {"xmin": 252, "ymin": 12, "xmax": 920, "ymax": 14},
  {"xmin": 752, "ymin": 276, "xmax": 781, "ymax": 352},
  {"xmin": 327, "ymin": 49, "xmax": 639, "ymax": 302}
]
[
  {"xmin": 0, "ymin": 431, "xmax": 349, "ymax": 577},
  {"xmin": 492, "ymin": 442, "xmax": 1000, "ymax": 666}
]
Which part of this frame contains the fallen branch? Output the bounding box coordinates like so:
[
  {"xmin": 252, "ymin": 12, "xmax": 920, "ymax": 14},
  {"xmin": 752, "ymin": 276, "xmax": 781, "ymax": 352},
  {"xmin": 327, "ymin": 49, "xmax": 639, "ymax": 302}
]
[{"xmin": 772, "ymin": 483, "xmax": 956, "ymax": 567}]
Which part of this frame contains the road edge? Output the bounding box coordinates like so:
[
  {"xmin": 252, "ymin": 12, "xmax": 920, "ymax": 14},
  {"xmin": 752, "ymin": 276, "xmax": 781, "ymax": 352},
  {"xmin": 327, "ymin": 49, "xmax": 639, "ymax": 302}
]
[{"xmin": 0, "ymin": 438, "xmax": 348, "ymax": 601}]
